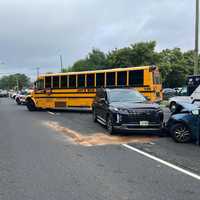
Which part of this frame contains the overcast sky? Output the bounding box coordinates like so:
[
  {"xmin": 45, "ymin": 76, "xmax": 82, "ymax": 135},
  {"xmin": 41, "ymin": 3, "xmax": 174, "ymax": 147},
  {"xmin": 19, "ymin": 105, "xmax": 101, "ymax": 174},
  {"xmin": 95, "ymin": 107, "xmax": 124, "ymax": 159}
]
[{"xmin": 0, "ymin": 0, "xmax": 196, "ymax": 79}]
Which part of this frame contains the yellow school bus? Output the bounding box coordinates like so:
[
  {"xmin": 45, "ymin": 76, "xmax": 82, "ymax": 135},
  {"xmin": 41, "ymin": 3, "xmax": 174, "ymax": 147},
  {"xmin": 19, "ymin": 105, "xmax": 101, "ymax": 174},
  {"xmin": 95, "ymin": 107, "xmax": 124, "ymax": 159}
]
[{"xmin": 26, "ymin": 66, "xmax": 162, "ymax": 111}]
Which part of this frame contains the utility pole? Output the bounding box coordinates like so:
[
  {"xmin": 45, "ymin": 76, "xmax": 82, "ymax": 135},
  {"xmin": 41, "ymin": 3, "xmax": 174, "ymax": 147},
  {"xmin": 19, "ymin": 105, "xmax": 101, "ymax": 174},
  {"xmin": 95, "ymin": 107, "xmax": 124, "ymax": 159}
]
[
  {"xmin": 59, "ymin": 55, "xmax": 63, "ymax": 72},
  {"xmin": 36, "ymin": 67, "xmax": 40, "ymax": 77},
  {"xmin": 194, "ymin": 0, "xmax": 199, "ymax": 75},
  {"xmin": 16, "ymin": 79, "xmax": 19, "ymax": 91}
]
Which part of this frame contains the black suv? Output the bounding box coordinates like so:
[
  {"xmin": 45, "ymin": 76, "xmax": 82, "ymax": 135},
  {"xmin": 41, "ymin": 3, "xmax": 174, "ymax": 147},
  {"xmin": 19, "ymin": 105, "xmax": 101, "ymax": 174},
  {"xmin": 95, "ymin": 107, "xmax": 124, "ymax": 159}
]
[{"xmin": 92, "ymin": 88, "xmax": 164, "ymax": 134}]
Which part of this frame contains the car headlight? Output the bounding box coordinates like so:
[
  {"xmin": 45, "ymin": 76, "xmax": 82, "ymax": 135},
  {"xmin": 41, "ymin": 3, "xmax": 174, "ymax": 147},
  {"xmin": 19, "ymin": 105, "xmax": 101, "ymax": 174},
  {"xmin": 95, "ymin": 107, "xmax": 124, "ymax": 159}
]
[
  {"xmin": 110, "ymin": 107, "xmax": 129, "ymax": 114},
  {"xmin": 117, "ymin": 108, "xmax": 129, "ymax": 114},
  {"xmin": 191, "ymin": 109, "xmax": 200, "ymax": 116},
  {"xmin": 111, "ymin": 107, "xmax": 119, "ymax": 112}
]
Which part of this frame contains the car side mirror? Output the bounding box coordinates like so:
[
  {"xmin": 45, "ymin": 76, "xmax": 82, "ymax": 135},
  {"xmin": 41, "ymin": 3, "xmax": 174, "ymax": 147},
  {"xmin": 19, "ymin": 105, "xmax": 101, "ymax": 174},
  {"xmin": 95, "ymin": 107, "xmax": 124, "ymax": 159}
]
[
  {"xmin": 100, "ymin": 98, "xmax": 107, "ymax": 103},
  {"xmin": 100, "ymin": 97, "xmax": 105, "ymax": 101}
]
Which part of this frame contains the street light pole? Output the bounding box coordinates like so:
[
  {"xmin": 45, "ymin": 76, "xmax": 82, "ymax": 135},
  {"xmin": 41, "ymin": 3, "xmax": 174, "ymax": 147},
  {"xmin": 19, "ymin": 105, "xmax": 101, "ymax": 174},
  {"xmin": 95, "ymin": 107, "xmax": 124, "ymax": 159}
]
[
  {"xmin": 59, "ymin": 55, "xmax": 63, "ymax": 72},
  {"xmin": 194, "ymin": 0, "xmax": 199, "ymax": 75},
  {"xmin": 36, "ymin": 67, "xmax": 40, "ymax": 77}
]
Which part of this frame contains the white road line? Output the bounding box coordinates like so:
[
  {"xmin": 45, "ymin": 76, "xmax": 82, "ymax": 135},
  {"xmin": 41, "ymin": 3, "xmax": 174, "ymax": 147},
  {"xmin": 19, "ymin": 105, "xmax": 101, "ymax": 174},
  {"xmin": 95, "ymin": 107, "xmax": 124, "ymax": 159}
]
[
  {"xmin": 48, "ymin": 111, "xmax": 56, "ymax": 115},
  {"xmin": 122, "ymin": 144, "xmax": 200, "ymax": 181}
]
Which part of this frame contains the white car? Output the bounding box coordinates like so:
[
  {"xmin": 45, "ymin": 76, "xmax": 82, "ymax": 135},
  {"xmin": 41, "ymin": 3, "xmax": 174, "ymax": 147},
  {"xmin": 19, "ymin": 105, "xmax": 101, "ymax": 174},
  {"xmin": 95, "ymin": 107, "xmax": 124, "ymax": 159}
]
[
  {"xmin": 15, "ymin": 91, "xmax": 28, "ymax": 105},
  {"xmin": 0, "ymin": 89, "xmax": 8, "ymax": 97},
  {"xmin": 169, "ymin": 85, "xmax": 200, "ymax": 111},
  {"xmin": 15, "ymin": 89, "xmax": 33, "ymax": 105}
]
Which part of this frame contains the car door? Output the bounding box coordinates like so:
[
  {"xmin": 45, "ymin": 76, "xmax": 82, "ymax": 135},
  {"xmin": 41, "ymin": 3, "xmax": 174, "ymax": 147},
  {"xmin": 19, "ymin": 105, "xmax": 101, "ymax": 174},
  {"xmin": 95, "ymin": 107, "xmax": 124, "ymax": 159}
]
[
  {"xmin": 101, "ymin": 91, "xmax": 109, "ymax": 122},
  {"xmin": 94, "ymin": 89, "xmax": 103, "ymax": 119},
  {"xmin": 99, "ymin": 91, "xmax": 109, "ymax": 122},
  {"xmin": 95, "ymin": 90, "xmax": 107, "ymax": 123}
]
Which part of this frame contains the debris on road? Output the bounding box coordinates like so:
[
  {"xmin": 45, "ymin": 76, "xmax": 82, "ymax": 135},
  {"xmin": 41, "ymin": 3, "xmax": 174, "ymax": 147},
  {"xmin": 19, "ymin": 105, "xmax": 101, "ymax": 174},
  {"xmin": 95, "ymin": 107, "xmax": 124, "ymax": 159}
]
[{"xmin": 44, "ymin": 121, "xmax": 158, "ymax": 147}]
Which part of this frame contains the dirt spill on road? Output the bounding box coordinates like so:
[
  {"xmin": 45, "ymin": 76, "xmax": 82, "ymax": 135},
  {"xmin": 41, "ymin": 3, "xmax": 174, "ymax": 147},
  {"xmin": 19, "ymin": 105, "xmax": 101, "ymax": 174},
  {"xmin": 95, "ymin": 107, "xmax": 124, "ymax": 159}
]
[{"xmin": 43, "ymin": 121, "xmax": 158, "ymax": 147}]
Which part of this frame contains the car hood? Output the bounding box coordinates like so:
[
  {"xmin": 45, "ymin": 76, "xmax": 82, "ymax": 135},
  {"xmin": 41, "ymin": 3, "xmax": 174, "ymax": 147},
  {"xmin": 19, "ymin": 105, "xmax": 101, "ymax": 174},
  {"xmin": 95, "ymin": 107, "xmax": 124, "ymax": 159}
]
[
  {"xmin": 110, "ymin": 102, "xmax": 160, "ymax": 109},
  {"xmin": 176, "ymin": 102, "xmax": 200, "ymax": 112},
  {"xmin": 169, "ymin": 96, "xmax": 192, "ymax": 102}
]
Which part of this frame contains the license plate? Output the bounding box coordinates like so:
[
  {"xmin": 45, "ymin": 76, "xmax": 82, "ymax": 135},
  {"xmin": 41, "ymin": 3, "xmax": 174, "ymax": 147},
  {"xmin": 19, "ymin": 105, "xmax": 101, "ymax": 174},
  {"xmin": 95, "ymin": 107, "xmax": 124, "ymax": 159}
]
[{"xmin": 140, "ymin": 121, "xmax": 149, "ymax": 126}]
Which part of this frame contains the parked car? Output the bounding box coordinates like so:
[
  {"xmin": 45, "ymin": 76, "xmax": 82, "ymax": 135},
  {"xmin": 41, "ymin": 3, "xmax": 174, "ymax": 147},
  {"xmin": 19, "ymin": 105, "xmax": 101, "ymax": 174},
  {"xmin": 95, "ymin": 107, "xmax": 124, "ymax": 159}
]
[
  {"xmin": 163, "ymin": 88, "xmax": 176, "ymax": 100},
  {"xmin": 174, "ymin": 87, "xmax": 188, "ymax": 96},
  {"xmin": 0, "ymin": 89, "xmax": 8, "ymax": 97},
  {"xmin": 166, "ymin": 102, "xmax": 200, "ymax": 143},
  {"xmin": 169, "ymin": 85, "xmax": 200, "ymax": 111},
  {"xmin": 15, "ymin": 91, "xmax": 29, "ymax": 105},
  {"xmin": 11, "ymin": 92, "xmax": 17, "ymax": 99},
  {"xmin": 92, "ymin": 88, "xmax": 164, "ymax": 134}
]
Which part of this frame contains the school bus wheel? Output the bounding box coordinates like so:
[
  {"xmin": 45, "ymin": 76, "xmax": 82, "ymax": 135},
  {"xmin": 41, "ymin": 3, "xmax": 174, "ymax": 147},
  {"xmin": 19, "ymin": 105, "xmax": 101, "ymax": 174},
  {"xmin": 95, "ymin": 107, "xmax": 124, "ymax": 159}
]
[{"xmin": 26, "ymin": 98, "xmax": 37, "ymax": 111}]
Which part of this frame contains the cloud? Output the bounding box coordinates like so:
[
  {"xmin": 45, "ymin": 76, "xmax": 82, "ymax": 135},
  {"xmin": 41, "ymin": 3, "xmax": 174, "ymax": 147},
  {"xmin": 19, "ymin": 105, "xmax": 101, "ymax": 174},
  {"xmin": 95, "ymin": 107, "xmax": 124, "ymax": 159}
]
[{"xmin": 0, "ymin": 0, "xmax": 196, "ymax": 79}]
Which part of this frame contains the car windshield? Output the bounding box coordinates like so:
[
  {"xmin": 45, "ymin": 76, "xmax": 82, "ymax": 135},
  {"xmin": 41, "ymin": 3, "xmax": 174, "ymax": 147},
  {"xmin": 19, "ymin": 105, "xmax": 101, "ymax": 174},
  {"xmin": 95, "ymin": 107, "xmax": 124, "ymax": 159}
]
[{"xmin": 108, "ymin": 89, "xmax": 146, "ymax": 103}]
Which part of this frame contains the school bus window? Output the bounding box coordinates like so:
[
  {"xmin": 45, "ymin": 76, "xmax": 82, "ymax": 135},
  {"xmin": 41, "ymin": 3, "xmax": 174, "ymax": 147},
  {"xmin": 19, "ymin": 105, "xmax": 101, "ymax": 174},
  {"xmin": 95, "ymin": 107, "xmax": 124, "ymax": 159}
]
[
  {"xmin": 129, "ymin": 70, "xmax": 143, "ymax": 86},
  {"xmin": 106, "ymin": 72, "xmax": 115, "ymax": 86},
  {"xmin": 117, "ymin": 71, "xmax": 127, "ymax": 86},
  {"xmin": 61, "ymin": 76, "xmax": 68, "ymax": 88},
  {"xmin": 87, "ymin": 74, "xmax": 94, "ymax": 88},
  {"xmin": 96, "ymin": 73, "xmax": 105, "ymax": 87},
  {"xmin": 45, "ymin": 76, "xmax": 51, "ymax": 88},
  {"xmin": 69, "ymin": 75, "xmax": 76, "ymax": 88},
  {"xmin": 53, "ymin": 76, "xmax": 59, "ymax": 89},
  {"xmin": 36, "ymin": 79, "xmax": 44, "ymax": 90},
  {"xmin": 78, "ymin": 74, "xmax": 85, "ymax": 88}
]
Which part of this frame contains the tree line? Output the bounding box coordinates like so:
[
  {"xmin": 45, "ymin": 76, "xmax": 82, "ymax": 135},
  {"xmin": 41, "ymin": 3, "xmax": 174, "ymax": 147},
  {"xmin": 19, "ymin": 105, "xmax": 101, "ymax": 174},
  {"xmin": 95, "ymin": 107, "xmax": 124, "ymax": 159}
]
[
  {"xmin": 0, "ymin": 41, "xmax": 197, "ymax": 90},
  {"xmin": 0, "ymin": 74, "xmax": 30, "ymax": 90},
  {"xmin": 63, "ymin": 41, "xmax": 197, "ymax": 88}
]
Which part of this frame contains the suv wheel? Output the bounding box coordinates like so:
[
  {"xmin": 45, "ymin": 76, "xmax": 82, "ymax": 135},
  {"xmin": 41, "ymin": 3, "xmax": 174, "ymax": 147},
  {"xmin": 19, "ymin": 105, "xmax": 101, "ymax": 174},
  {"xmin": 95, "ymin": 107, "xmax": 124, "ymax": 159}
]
[
  {"xmin": 92, "ymin": 108, "xmax": 97, "ymax": 122},
  {"xmin": 16, "ymin": 98, "xmax": 21, "ymax": 105},
  {"xmin": 26, "ymin": 99, "xmax": 37, "ymax": 111},
  {"xmin": 170, "ymin": 123, "xmax": 192, "ymax": 143},
  {"xmin": 107, "ymin": 115, "xmax": 115, "ymax": 135}
]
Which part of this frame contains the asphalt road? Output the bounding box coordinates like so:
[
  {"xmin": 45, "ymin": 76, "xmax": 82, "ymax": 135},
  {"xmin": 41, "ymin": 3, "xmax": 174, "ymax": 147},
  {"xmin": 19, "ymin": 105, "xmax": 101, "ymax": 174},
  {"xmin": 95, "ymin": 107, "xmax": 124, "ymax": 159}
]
[{"xmin": 0, "ymin": 98, "xmax": 199, "ymax": 200}]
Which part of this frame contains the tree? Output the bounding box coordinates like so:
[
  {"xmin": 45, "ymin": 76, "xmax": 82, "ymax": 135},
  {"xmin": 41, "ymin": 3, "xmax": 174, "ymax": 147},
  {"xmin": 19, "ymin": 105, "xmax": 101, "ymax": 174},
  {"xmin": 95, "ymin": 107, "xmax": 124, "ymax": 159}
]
[
  {"xmin": 157, "ymin": 48, "xmax": 192, "ymax": 88},
  {"xmin": 87, "ymin": 48, "xmax": 107, "ymax": 67},
  {"xmin": 130, "ymin": 41, "xmax": 159, "ymax": 66},
  {"xmin": 64, "ymin": 48, "xmax": 107, "ymax": 72},
  {"xmin": 0, "ymin": 74, "xmax": 30, "ymax": 90},
  {"xmin": 107, "ymin": 47, "xmax": 133, "ymax": 67},
  {"xmin": 106, "ymin": 41, "xmax": 158, "ymax": 67},
  {"xmin": 61, "ymin": 41, "xmax": 197, "ymax": 88}
]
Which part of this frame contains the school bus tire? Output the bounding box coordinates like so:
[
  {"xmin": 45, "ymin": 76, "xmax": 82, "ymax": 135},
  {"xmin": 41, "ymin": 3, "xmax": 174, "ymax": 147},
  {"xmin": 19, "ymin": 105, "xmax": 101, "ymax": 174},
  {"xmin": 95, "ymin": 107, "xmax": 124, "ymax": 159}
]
[{"xmin": 26, "ymin": 98, "xmax": 37, "ymax": 111}]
